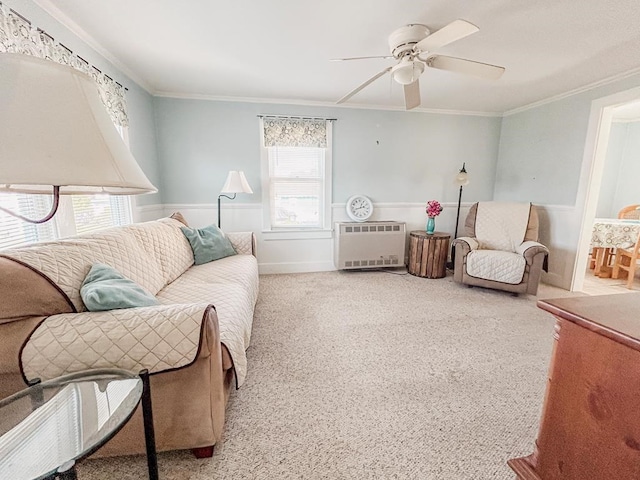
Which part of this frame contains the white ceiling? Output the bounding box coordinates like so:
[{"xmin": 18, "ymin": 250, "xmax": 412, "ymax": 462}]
[{"xmin": 35, "ymin": 0, "xmax": 640, "ymax": 115}]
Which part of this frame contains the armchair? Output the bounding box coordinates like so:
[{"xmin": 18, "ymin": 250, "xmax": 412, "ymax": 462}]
[{"xmin": 452, "ymin": 202, "xmax": 549, "ymax": 295}]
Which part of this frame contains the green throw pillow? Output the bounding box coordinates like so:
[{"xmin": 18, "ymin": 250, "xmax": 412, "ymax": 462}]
[
  {"xmin": 180, "ymin": 224, "xmax": 237, "ymax": 265},
  {"xmin": 80, "ymin": 263, "xmax": 160, "ymax": 312}
]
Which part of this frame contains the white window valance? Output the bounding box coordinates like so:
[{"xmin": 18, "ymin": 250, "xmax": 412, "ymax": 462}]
[
  {"xmin": 262, "ymin": 117, "xmax": 328, "ymax": 148},
  {"xmin": 0, "ymin": 4, "xmax": 129, "ymax": 127}
]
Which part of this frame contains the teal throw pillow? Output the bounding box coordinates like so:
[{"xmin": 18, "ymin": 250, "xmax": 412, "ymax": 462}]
[
  {"xmin": 180, "ymin": 224, "xmax": 237, "ymax": 265},
  {"xmin": 80, "ymin": 263, "xmax": 160, "ymax": 312}
]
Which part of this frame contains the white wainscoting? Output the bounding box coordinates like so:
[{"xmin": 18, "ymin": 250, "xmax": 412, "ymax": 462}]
[
  {"xmin": 535, "ymin": 204, "xmax": 580, "ymax": 290},
  {"xmin": 137, "ymin": 202, "xmax": 472, "ymax": 275},
  {"xmin": 134, "ymin": 204, "xmax": 166, "ymax": 223},
  {"xmin": 135, "ymin": 202, "xmax": 580, "ymax": 288}
]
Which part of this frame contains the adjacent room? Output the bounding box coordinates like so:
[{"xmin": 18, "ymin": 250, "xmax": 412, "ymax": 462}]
[{"xmin": 1, "ymin": 1, "xmax": 639, "ymax": 479}]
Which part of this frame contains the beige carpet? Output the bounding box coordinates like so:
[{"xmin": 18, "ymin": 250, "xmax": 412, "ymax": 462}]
[{"xmin": 79, "ymin": 271, "xmax": 575, "ymax": 479}]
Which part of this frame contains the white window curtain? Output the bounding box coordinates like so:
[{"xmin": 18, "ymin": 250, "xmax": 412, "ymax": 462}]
[
  {"xmin": 0, "ymin": 3, "xmax": 129, "ymax": 126},
  {"xmin": 260, "ymin": 117, "xmax": 333, "ymax": 230}
]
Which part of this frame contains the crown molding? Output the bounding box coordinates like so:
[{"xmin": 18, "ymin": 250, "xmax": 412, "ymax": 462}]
[
  {"xmin": 153, "ymin": 91, "xmax": 503, "ymax": 117},
  {"xmin": 33, "ymin": 0, "xmax": 154, "ymax": 94},
  {"xmin": 504, "ymin": 65, "xmax": 640, "ymax": 117}
]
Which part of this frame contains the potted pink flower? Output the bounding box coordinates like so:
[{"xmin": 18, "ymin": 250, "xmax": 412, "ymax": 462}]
[{"xmin": 425, "ymin": 200, "xmax": 442, "ymax": 234}]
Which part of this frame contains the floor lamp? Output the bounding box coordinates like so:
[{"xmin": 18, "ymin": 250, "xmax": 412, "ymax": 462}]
[
  {"xmin": 0, "ymin": 54, "xmax": 156, "ymax": 224},
  {"xmin": 448, "ymin": 163, "xmax": 470, "ymax": 269},
  {"xmin": 217, "ymin": 171, "xmax": 253, "ymax": 228}
]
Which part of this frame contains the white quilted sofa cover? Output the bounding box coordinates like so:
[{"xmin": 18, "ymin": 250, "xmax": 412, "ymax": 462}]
[
  {"xmin": 462, "ymin": 202, "xmax": 531, "ymax": 284},
  {"xmin": 8, "ymin": 217, "xmax": 258, "ymax": 387}
]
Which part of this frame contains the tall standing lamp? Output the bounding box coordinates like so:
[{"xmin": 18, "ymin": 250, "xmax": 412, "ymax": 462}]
[
  {"xmin": 0, "ymin": 54, "xmax": 156, "ymax": 223},
  {"xmin": 217, "ymin": 171, "xmax": 253, "ymax": 228},
  {"xmin": 448, "ymin": 163, "xmax": 470, "ymax": 269}
]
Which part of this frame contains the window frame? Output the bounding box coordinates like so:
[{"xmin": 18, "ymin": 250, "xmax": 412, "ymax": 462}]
[{"xmin": 260, "ymin": 121, "xmax": 332, "ymax": 239}]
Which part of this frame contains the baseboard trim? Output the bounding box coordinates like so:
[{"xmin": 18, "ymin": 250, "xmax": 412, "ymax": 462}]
[{"xmin": 259, "ymin": 261, "xmax": 336, "ymax": 275}]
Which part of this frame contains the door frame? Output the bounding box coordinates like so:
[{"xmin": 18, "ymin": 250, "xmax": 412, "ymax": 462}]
[{"xmin": 571, "ymin": 85, "xmax": 640, "ymax": 291}]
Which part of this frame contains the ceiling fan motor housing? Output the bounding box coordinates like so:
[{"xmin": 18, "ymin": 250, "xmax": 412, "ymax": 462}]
[{"xmin": 388, "ymin": 24, "xmax": 430, "ymax": 58}]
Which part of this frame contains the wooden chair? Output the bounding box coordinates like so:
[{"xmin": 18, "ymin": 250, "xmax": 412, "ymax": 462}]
[
  {"xmin": 618, "ymin": 204, "xmax": 640, "ymax": 220},
  {"xmin": 612, "ymin": 235, "xmax": 640, "ymax": 289}
]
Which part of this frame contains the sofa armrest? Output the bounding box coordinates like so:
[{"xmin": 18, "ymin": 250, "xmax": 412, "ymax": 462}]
[
  {"xmin": 516, "ymin": 241, "xmax": 549, "ymax": 267},
  {"xmin": 226, "ymin": 232, "xmax": 257, "ymax": 257},
  {"xmin": 21, "ymin": 303, "xmax": 219, "ymax": 382}
]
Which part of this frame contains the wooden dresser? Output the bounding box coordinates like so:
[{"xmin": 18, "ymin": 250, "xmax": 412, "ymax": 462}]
[{"xmin": 508, "ymin": 293, "xmax": 640, "ymax": 480}]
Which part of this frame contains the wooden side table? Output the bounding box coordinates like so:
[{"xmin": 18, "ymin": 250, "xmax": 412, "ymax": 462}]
[{"xmin": 408, "ymin": 231, "xmax": 450, "ymax": 278}]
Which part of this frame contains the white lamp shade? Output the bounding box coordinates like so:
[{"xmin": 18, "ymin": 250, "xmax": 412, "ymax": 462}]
[
  {"xmin": 454, "ymin": 171, "xmax": 470, "ymax": 187},
  {"xmin": 391, "ymin": 58, "xmax": 425, "ymax": 85},
  {"xmin": 221, "ymin": 171, "xmax": 253, "ymax": 194},
  {"xmin": 454, "ymin": 172, "xmax": 469, "ymax": 187},
  {"xmin": 0, "ymin": 53, "xmax": 156, "ymax": 195}
]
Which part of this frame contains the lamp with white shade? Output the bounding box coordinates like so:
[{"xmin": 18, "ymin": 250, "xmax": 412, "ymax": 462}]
[
  {"xmin": 217, "ymin": 171, "xmax": 253, "ymax": 228},
  {"xmin": 0, "ymin": 53, "xmax": 156, "ymax": 224}
]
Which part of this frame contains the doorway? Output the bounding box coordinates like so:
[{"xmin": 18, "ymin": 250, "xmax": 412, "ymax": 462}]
[{"xmin": 572, "ymin": 89, "xmax": 640, "ymax": 293}]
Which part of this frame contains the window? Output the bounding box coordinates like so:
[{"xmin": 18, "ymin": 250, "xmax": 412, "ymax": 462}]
[
  {"xmin": 0, "ymin": 194, "xmax": 57, "ymax": 249},
  {"xmin": 0, "ymin": 126, "xmax": 132, "ymax": 249},
  {"xmin": 260, "ymin": 117, "xmax": 333, "ymax": 232}
]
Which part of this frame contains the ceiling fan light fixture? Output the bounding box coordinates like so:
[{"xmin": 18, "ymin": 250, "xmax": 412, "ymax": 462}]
[{"xmin": 391, "ymin": 59, "xmax": 425, "ymax": 85}]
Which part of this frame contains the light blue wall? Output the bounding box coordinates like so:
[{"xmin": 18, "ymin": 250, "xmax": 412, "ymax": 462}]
[
  {"xmin": 617, "ymin": 122, "xmax": 640, "ymax": 210},
  {"xmin": 4, "ymin": 0, "xmax": 162, "ymax": 206},
  {"xmin": 154, "ymin": 98, "xmax": 502, "ymax": 206},
  {"xmin": 495, "ymin": 73, "xmax": 640, "ymax": 206},
  {"xmin": 494, "ymin": 96, "xmax": 592, "ymax": 205},
  {"xmin": 596, "ymin": 122, "xmax": 627, "ymax": 217}
]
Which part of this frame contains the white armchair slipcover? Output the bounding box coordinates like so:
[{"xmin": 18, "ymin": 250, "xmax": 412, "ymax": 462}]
[{"xmin": 452, "ymin": 202, "xmax": 548, "ymax": 295}]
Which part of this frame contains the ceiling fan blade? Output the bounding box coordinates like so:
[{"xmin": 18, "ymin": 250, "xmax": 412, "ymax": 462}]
[
  {"xmin": 426, "ymin": 55, "xmax": 505, "ymax": 80},
  {"xmin": 415, "ymin": 19, "xmax": 479, "ymax": 52},
  {"xmin": 330, "ymin": 55, "xmax": 394, "ymax": 62},
  {"xmin": 336, "ymin": 66, "xmax": 393, "ymax": 104},
  {"xmin": 404, "ymin": 80, "xmax": 421, "ymax": 110}
]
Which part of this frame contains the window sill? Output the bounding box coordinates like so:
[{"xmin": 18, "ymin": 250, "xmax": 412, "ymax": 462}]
[{"xmin": 261, "ymin": 229, "xmax": 333, "ymax": 240}]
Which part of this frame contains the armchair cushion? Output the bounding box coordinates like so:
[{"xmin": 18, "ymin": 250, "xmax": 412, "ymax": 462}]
[{"xmin": 466, "ymin": 250, "xmax": 526, "ymax": 284}]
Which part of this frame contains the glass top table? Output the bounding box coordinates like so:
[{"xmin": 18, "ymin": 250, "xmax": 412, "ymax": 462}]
[{"xmin": 0, "ymin": 368, "xmax": 157, "ymax": 480}]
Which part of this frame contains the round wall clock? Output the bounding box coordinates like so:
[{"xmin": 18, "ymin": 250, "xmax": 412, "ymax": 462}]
[{"xmin": 346, "ymin": 195, "xmax": 373, "ymax": 222}]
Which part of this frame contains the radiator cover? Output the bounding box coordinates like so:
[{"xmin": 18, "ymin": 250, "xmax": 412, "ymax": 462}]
[{"xmin": 334, "ymin": 221, "xmax": 406, "ymax": 270}]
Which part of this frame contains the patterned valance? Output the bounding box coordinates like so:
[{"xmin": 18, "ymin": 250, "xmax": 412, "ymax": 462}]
[
  {"xmin": 0, "ymin": 4, "xmax": 129, "ymax": 127},
  {"xmin": 262, "ymin": 117, "xmax": 328, "ymax": 148}
]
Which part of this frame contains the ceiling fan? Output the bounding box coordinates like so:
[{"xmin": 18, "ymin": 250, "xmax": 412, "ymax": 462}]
[{"xmin": 333, "ymin": 19, "xmax": 505, "ymax": 110}]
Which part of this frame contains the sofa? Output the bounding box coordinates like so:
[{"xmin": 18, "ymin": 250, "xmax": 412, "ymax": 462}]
[
  {"xmin": 0, "ymin": 213, "xmax": 258, "ymax": 457},
  {"xmin": 452, "ymin": 202, "xmax": 548, "ymax": 295}
]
